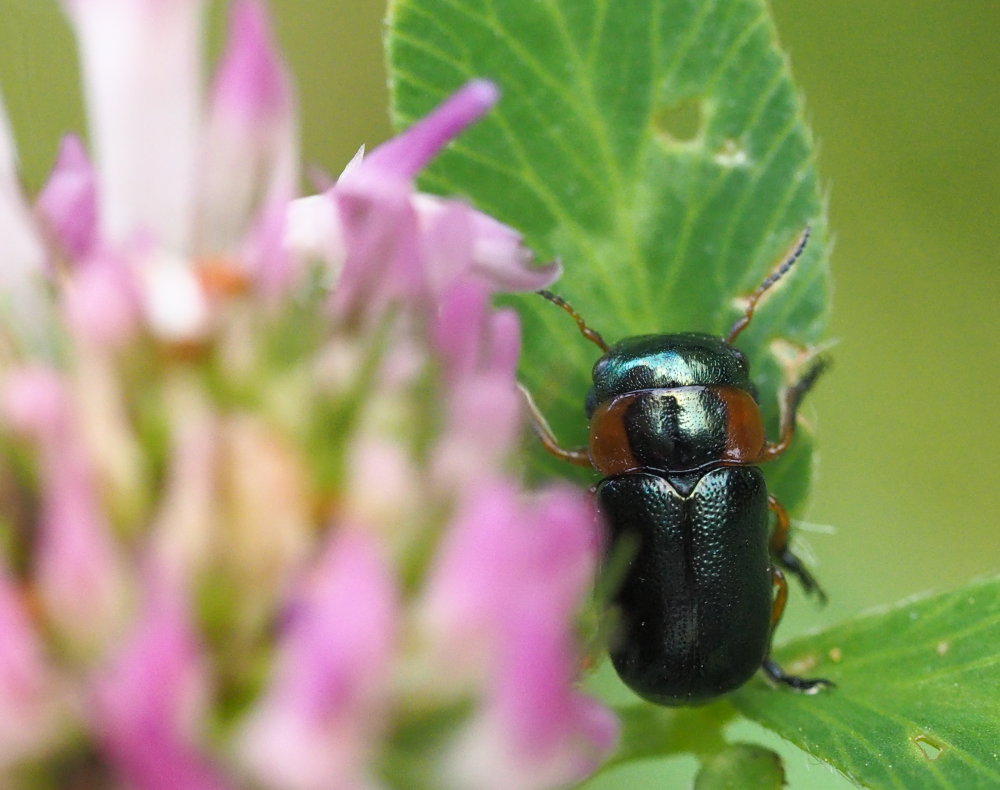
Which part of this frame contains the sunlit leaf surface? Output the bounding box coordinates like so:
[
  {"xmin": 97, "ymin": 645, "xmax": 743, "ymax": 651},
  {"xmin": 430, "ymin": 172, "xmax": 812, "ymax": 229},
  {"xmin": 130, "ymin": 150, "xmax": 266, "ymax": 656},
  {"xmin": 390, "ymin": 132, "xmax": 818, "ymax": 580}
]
[{"xmin": 734, "ymin": 576, "xmax": 1000, "ymax": 789}]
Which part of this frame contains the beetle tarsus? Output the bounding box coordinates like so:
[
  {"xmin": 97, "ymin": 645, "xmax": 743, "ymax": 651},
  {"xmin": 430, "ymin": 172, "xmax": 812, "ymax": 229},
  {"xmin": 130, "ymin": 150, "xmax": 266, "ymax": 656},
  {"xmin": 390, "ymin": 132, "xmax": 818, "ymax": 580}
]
[
  {"xmin": 768, "ymin": 495, "xmax": 827, "ymax": 604},
  {"xmin": 786, "ymin": 356, "xmax": 830, "ymax": 415},
  {"xmin": 775, "ymin": 549, "xmax": 828, "ymax": 604},
  {"xmin": 762, "ymin": 658, "xmax": 835, "ymax": 694}
]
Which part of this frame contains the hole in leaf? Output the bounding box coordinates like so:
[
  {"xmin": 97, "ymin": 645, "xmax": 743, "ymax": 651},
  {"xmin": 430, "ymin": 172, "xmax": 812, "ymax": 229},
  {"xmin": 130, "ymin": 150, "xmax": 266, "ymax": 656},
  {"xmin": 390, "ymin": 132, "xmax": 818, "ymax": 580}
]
[
  {"xmin": 653, "ymin": 98, "xmax": 704, "ymax": 143},
  {"xmin": 912, "ymin": 734, "xmax": 945, "ymax": 761},
  {"xmin": 714, "ymin": 138, "xmax": 751, "ymax": 168}
]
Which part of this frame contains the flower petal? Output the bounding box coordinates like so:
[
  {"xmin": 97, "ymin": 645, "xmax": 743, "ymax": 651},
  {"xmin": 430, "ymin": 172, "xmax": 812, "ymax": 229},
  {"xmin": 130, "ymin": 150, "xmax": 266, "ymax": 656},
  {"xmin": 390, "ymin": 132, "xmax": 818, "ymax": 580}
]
[
  {"xmin": 137, "ymin": 248, "xmax": 212, "ymax": 341},
  {"xmin": 437, "ymin": 485, "xmax": 614, "ymax": 789},
  {"xmin": 61, "ymin": 0, "xmax": 204, "ymax": 252},
  {"xmin": 236, "ymin": 528, "xmax": 397, "ymax": 790},
  {"xmin": 449, "ymin": 614, "xmax": 617, "ymax": 790},
  {"xmin": 419, "ymin": 479, "xmax": 523, "ymax": 679},
  {"xmin": 431, "ymin": 282, "xmax": 522, "ymax": 385},
  {"xmin": 36, "ymin": 134, "xmax": 98, "ymax": 260},
  {"xmin": 486, "ymin": 307, "xmax": 522, "ymax": 380},
  {"xmin": 245, "ymin": 192, "xmax": 296, "ymax": 299},
  {"xmin": 432, "ymin": 281, "xmax": 490, "ymax": 384},
  {"xmin": 0, "ymin": 90, "xmax": 49, "ymax": 346},
  {"xmin": 2, "ymin": 367, "xmax": 130, "ymax": 654},
  {"xmin": 0, "ymin": 568, "xmax": 63, "ymax": 767},
  {"xmin": 417, "ymin": 196, "xmax": 475, "ymax": 296},
  {"xmin": 431, "ymin": 376, "xmax": 522, "ymax": 490},
  {"xmin": 331, "ymin": 177, "xmax": 422, "ymax": 319},
  {"xmin": 283, "ymin": 193, "xmax": 345, "ymax": 284},
  {"xmin": 359, "ymin": 79, "xmax": 498, "ymax": 182},
  {"xmin": 1, "ymin": 366, "xmax": 65, "ymax": 437},
  {"xmin": 200, "ymin": 0, "xmax": 297, "ymax": 254},
  {"xmin": 414, "ymin": 195, "xmax": 561, "ymax": 293},
  {"xmin": 91, "ymin": 569, "xmax": 232, "ymax": 790},
  {"xmin": 63, "ymin": 251, "xmax": 141, "ymax": 347},
  {"xmin": 465, "ymin": 208, "xmax": 561, "ymax": 290}
]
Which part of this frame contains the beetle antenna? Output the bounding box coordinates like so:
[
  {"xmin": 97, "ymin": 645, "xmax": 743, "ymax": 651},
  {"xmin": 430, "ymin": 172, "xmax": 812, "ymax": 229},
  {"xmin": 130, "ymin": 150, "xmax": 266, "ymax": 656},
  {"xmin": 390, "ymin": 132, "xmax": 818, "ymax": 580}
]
[
  {"xmin": 536, "ymin": 290, "xmax": 610, "ymax": 352},
  {"xmin": 726, "ymin": 226, "xmax": 811, "ymax": 345}
]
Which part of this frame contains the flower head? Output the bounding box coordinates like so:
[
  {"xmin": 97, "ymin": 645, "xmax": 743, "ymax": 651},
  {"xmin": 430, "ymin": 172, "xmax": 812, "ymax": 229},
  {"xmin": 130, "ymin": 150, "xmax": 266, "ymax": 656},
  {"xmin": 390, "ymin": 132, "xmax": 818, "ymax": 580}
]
[{"xmin": 0, "ymin": 2, "xmax": 614, "ymax": 789}]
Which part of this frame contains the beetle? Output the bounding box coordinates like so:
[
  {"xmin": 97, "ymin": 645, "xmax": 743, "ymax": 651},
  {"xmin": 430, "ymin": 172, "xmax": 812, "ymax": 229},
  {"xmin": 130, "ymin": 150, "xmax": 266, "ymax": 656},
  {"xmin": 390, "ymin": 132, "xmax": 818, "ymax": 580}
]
[{"xmin": 523, "ymin": 227, "xmax": 832, "ymax": 705}]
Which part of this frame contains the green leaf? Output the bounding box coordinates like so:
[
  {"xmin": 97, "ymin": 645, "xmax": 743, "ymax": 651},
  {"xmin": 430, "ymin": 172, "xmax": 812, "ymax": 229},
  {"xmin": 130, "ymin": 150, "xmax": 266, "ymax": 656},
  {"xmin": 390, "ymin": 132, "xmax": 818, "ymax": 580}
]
[
  {"xmin": 695, "ymin": 743, "xmax": 786, "ymax": 790},
  {"xmin": 732, "ymin": 576, "xmax": 1000, "ymax": 789},
  {"xmin": 602, "ymin": 703, "xmax": 732, "ymax": 770},
  {"xmin": 591, "ymin": 706, "xmax": 787, "ymax": 788},
  {"xmin": 386, "ymin": 0, "xmax": 829, "ymax": 508}
]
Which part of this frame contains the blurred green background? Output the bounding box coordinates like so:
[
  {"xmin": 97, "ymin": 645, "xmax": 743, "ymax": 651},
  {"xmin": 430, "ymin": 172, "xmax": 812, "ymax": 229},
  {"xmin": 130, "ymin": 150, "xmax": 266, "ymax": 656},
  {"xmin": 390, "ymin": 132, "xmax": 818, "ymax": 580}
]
[{"xmin": 1, "ymin": 0, "xmax": 996, "ymax": 786}]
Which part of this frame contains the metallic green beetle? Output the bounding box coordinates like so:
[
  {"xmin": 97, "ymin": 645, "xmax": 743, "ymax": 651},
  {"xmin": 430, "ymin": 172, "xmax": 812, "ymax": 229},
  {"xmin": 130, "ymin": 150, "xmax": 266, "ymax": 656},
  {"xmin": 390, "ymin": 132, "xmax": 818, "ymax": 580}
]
[{"xmin": 527, "ymin": 228, "xmax": 832, "ymax": 705}]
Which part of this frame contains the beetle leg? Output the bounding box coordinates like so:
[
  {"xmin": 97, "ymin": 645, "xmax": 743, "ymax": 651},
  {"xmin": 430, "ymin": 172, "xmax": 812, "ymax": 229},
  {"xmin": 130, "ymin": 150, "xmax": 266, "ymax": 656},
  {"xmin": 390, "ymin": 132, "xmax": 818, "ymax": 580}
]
[
  {"xmin": 763, "ymin": 568, "xmax": 835, "ymax": 693},
  {"xmin": 762, "ymin": 657, "xmax": 835, "ymax": 694},
  {"xmin": 769, "ymin": 566, "xmax": 789, "ymax": 630},
  {"xmin": 517, "ymin": 384, "xmax": 592, "ymax": 467},
  {"xmin": 768, "ymin": 494, "xmax": 827, "ymax": 602},
  {"xmin": 758, "ymin": 356, "xmax": 829, "ymax": 461}
]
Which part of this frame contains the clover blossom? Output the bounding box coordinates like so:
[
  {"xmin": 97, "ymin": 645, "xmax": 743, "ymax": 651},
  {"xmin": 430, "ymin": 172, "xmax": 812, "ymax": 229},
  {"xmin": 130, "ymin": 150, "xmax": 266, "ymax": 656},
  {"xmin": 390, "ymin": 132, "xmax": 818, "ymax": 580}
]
[{"xmin": 0, "ymin": 1, "xmax": 616, "ymax": 789}]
